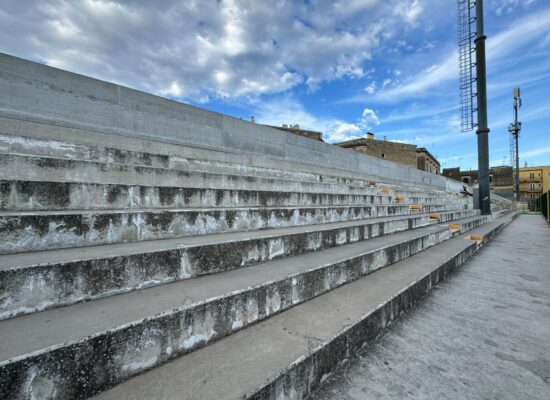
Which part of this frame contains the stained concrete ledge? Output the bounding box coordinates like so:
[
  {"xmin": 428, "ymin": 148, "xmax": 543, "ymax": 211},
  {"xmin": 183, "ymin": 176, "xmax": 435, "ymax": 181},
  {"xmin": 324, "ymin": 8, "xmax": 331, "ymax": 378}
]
[
  {"xmin": 87, "ymin": 214, "xmax": 515, "ymax": 400},
  {"xmin": 0, "ymin": 224, "xmax": 454, "ymax": 400},
  {"xmin": 0, "ymin": 202, "xmax": 468, "ymax": 253},
  {"xmin": 0, "ymin": 211, "xmax": 482, "ymax": 320}
]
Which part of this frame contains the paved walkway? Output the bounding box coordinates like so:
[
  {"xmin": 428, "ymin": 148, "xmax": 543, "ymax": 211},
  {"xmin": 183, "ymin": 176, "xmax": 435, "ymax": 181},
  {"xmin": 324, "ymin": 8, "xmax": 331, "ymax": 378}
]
[{"xmin": 318, "ymin": 214, "xmax": 550, "ymax": 400}]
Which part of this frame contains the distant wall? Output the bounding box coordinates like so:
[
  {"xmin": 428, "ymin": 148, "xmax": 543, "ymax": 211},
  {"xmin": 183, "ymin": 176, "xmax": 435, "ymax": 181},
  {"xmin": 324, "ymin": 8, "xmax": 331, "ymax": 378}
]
[{"xmin": 0, "ymin": 53, "xmax": 453, "ymax": 190}]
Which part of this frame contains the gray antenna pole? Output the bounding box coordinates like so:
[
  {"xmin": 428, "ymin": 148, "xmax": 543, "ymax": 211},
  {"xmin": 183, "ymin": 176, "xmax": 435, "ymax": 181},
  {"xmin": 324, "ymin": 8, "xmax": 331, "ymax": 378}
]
[
  {"xmin": 474, "ymin": 0, "xmax": 491, "ymax": 215},
  {"xmin": 508, "ymin": 88, "xmax": 522, "ymax": 201}
]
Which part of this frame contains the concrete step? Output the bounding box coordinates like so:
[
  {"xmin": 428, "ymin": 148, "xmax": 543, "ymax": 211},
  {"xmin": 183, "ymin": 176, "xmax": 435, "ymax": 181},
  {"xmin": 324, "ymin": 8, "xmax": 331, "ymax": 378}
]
[
  {"xmin": 0, "ymin": 152, "xmax": 458, "ymax": 199},
  {"xmin": 0, "ymin": 152, "xmax": 378, "ymax": 196},
  {"xmin": 0, "ymin": 210, "xmax": 481, "ymax": 319},
  {"xmin": 3, "ymin": 180, "xmax": 468, "ymax": 212},
  {"xmin": 0, "ymin": 217, "xmax": 488, "ymax": 400},
  {"xmin": 89, "ymin": 213, "xmax": 516, "ymax": 400},
  {"xmin": 0, "ymin": 134, "xmax": 368, "ymax": 188},
  {"xmin": 0, "ymin": 215, "xmax": 500, "ymax": 400},
  {"xmin": 0, "ymin": 204, "xmax": 469, "ymax": 254}
]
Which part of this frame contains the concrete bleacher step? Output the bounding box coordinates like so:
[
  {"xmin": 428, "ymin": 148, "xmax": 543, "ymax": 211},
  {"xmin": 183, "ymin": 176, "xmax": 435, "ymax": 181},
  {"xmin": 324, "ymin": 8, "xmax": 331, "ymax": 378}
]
[
  {"xmin": 0, "ymin": 181, "xmax": 396, "ymax": 211},
  {"xmin": 0, "ymin": 216, "xmax": 492, "ymax": 400},
  {"xmin": 0, "ymin": 134, "xmax": 368, "ymax": 188},
  {"xmin": 0, "ymin": 152, "xmax": 379, "ymax": 195},
  {"xmin": 0, "ymin": 152, "xmax": 380, "ymax": 196},
  {"xmin": 0, "ymin": 180, "xmax": 455, "ymax": 212},
  {"xmin": 89, "ymin": 213, "xmax": 516, "ymax": 400},
  {"xmin": 0, "ymin": 210, "xmax": 480, "ymax": 320},
  {"xmin": 0, "ymin": 203, "xmax": 467, "ymax": 254}
]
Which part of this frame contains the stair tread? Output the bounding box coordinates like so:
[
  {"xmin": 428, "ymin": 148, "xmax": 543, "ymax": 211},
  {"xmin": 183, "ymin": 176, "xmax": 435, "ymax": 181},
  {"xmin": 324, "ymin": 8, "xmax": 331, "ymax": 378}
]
[
  {"xmin": 89, "ymin": 215, "xmax": 511, "ymax": 400},
  {"xmin": 0, "ymin": 221, "xmax": 459, "ymax": 363}
]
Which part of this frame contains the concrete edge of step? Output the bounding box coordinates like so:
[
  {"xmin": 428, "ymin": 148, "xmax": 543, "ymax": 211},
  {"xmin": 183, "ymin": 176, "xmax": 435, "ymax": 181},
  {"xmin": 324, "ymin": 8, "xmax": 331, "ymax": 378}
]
[{"xmin": 243, "ymin": 213, "xmax": 516, "ymax": 400}]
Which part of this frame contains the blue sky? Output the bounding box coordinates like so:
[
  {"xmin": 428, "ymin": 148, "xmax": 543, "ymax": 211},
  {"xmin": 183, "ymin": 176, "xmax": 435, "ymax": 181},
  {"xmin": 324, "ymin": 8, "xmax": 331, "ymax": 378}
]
[{"xmin": 1, "ymin": 0, "xmax": 549, "ymax": 169}]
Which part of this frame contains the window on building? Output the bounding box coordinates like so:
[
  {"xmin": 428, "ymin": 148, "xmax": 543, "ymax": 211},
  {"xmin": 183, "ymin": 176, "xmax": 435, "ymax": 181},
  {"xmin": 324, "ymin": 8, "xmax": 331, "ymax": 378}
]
[
  {"xmin": 530, "ymin": 183, "xmax": 535, "ymax": 191},
  {"xmin": 489, "ymin": 175, "xmax": 493, "ymax": 183},
  {"xmin": 530, "ymin": 173, "xmax": 534, "ymax": 179},
  {"xmin": 462, "ymin": 176, "xmax": 470, "ymax": 184},
  {"xmin": 381, "ymin": 153, "xmax": 385, "ymax": 158}
]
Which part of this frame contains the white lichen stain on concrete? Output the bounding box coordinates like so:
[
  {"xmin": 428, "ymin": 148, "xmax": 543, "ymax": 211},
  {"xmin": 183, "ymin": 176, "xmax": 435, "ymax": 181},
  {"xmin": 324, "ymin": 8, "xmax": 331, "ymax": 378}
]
[
  {"xmin": 265, "ymin": 289, "xmax": 281, "ymax": 316},
  {"xmin": 349, "ymin": 227, "xmax": 360, "ymax": 242},
  {"xmin": 231, "ymin": 301, "xmax": 244, "ymax": 330},
  {"xmin": 121, "ymin": 337, "xmax": 161, "ymax": 374},
  {"xmin": 291, "ymin": 277, "xmax": 301, "ymax": 304},
  {"xmin": 24, "ymin": 365, "xmax": 57, "ymax": 400},
  {"xmin": 244, "ymin": 244, "xmax": 260, "ymax": 265},
  {"xmin": 245, "ymin": 297, "xmax": 259, "ymax": 323},
  {"xmin": 179, "ymin": 252, "xmax": 193, "ymax": 279},
  {"xmin": 336, "ymin": 229, "xmax": 347, "ymax": 245},
  {"xmin": 268, "ymin": 238, "xmax": 285, "ymax": 260},
  {"xmin": 370, "ymin": 250, "xmax": 388, "ymax": 271},
  {"xmin": 306, "ymin": 232, "xmax": 322, "ymax": 250},
  {"xmin": 180, "ymin": 310, "xmax": 217, "ymax": 350}
]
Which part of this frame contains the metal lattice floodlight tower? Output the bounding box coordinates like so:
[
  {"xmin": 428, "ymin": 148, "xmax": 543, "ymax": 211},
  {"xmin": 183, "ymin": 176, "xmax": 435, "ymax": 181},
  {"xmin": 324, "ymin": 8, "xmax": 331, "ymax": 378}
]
[
  {"xmin": 508, "ymin": 87, "xmax": 522, "ymax": 201},
  {"xmin": 457, "ymin": 0, "xmax": 491, "ymax": 215}
]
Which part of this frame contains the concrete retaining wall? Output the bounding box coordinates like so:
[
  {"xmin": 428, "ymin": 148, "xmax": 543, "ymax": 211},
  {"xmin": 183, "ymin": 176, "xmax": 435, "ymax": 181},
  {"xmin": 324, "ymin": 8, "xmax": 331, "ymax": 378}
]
[{"xmin": 0, "ymin": 53, "xmax": 454, "ymax": 190}]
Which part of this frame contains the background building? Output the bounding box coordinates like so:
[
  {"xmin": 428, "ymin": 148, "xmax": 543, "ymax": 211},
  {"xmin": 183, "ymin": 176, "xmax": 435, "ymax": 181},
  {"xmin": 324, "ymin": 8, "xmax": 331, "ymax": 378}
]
[
  {"xmin": 336, "ymin": 133, "xmax": 440, "ymax": 174},
  {"xmin": 519, "ymin": 165, "xmax": 550, "ymax": 200},
  {"xmin": 416, "ymin": 147, "xmax": 441, "ymax": 175},
  {"xmin": 442, "ymin": 166, "xmax": 514, "ymax": 197},
  {"xmin": 268, "ymin": 124, "xmax": 324, "ymax": 141}
]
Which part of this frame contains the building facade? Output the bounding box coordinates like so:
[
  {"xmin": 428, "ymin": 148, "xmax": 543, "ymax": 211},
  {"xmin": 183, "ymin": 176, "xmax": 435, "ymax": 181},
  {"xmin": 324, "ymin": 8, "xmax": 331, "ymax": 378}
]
[
  {"xmin": 335, "ymin": 133, "xmax": 440, "ymax": 174},
  {"xmin": 442, "ymin": 166, "xmax": 514, "ymax": 196},
  {"xmin": 519, "ymin": 165, "xmax": 550, "ymax": 200},
  {"xmin": 416, "ymin": 147, "xmax": 441, "ymax": 175}
]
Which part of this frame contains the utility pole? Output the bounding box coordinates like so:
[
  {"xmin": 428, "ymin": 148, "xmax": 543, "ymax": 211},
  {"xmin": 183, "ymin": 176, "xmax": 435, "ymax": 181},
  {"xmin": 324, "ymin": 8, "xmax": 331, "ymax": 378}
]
[
  {"xmin": 508, "ymin": 87, "xmax": 522, "ymax": 201},
  {"xmin": 474, "ymin": 0, "xmax": 491, "ymax": 215}
]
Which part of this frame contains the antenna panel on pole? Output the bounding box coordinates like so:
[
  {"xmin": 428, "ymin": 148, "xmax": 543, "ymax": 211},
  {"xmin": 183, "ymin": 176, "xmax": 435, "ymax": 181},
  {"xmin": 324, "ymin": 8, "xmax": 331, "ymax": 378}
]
[{"xmin": 457, "ymin": 0, "xmax": 477, "ymax": 132}]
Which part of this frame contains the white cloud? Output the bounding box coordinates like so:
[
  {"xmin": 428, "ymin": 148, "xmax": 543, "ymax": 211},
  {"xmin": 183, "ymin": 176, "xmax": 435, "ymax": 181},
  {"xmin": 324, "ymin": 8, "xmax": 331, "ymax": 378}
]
[
  {"xmin": 361, "ymin": 108, "xmax": 381, "ymax": 127},
  {"xmin": 365, "ymin": 82, "xmax": 377, "ymax": 94},
  {"xmin": 0, "ymin": 0, "xmax": 425, "ymax": 100},
  {"xmin": 521, "ymin": 145, "xmax": 550, "ymax": 158},
  {"xmin": 345, "ymin": 7, "xmax": 550, "ymax": 105},
  {"xmin": 395, "ymin": 0, "xmax": 424, "ymax": 24},
  {"xmin": 329, "ymin": 122, "xmax": 363, "ymax": 142}
]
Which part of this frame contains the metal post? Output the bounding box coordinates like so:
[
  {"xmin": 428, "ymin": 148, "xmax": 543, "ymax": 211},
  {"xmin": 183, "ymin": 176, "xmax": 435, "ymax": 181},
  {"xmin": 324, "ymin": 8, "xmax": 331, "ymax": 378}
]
[
  {"xmin": 474, "ymin": 0, "xmax": 491, "ymax": 215},
  {"xmin": 508, "ymin": 88, "xmax": 521, "ymax": 202}
]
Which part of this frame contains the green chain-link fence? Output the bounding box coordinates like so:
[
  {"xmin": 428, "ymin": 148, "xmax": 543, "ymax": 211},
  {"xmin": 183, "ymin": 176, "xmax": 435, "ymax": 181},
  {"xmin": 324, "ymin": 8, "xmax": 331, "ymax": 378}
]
[{"xmin": 541, "ymin": 191, "xmax": 549, "ymax": 221}]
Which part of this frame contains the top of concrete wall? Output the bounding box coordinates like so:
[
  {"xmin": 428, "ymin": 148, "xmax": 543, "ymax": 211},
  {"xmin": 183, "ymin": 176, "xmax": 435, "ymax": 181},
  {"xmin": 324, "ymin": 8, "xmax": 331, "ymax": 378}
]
[{"xmin": 0, "ymin": 53, "xmax": 454, "ymax": 190}]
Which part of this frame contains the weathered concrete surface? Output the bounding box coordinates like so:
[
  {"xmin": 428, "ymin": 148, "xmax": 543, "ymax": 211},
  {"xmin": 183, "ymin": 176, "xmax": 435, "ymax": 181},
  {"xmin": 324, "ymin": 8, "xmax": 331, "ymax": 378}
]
[
  {"xmin": 317, "ymin": 214, "xmax": 550, "ymax": 400},
  {"xmin": 86, "ymin": 215, "xmax": 512, "ymax": 400},
  {"xmin": 0, "ymin": 224, "xmax": 456, "ymax": 400},
  {"xmin": 0, "ymin": 53, "xmax": 452, "ymax": 190}
]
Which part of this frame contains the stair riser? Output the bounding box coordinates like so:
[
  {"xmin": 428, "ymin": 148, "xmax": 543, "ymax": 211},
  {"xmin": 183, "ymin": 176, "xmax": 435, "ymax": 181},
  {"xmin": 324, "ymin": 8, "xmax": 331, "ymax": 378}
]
[
  {"xmin": 0, "ymin": 154, "xmax": 377, "ymax": 195},
  {"xmin": 0, "ymin": 229, "xmax": 453, "ymax": 400},
  {"xmin": 2, "ymin": 212, "xmax": 478, "ymax": 320},
  {"xmin": 246, "ymin": 219, "xmax": 513, "ymax": 400},
  {"xmin": 4, "ymin": 181, "xmax": 453, "ymax": 212},
  {"xmin": 0, "ymin": 205, "xmax": 459, "ymax": 254}
]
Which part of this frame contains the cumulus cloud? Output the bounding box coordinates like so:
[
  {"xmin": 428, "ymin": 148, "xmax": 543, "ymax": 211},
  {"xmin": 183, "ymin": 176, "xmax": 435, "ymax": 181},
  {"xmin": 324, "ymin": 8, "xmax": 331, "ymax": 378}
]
[{"xmin": 0, "ymin": 0, "xmax": 425, "ymax": 101}]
